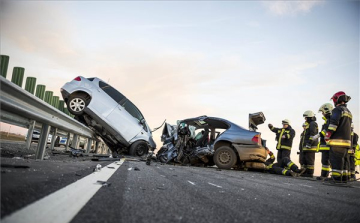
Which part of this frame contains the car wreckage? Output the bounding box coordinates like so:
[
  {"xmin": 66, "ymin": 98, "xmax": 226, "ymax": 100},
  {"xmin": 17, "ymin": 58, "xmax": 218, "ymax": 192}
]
[{"xmin": 157, "ymin": 113, "xmax": 268, "ymax": 170}]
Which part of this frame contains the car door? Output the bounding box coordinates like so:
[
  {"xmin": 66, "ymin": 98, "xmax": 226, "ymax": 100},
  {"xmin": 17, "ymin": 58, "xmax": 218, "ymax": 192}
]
[
  {"xmin": 106, "ymin": 99, "xmax": 143, "ymax": 142},
  {"xmin": 88, "ymin": 80, "xmax": 120, "ymax": 118}
]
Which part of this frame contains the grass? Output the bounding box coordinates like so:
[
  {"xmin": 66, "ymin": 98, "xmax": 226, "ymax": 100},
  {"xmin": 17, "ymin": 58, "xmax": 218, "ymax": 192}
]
[{"xmin": 0, "ymin": 131, "xmax": 25, "ymax": 142}]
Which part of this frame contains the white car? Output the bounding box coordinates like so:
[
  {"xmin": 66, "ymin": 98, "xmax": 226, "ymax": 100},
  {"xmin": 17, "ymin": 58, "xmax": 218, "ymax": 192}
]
[
  {"xmin": 60, "ymin": 76, "xmax": 156, "ymax": 156},
  {"xmin": 25, "ymin": 130, "xmax": 52, "ymax": 144}
]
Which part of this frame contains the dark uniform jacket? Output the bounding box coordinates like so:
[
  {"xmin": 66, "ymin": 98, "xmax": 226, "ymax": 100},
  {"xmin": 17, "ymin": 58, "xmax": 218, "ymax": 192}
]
[
  {"xmin": 319, "ymin": 115, "xmax": 331, "ymax": 151},
  {"xmin": 303, "ymin": 119, "xmax": 318, "ymax": 152},
  {"xmin": 328, "ymin": 104, "xmax": 352, "ymax": 147},
  {"xmin": 269, "ymin": 125, "xmax": 295, "ymax": 150},
  {"xmin": 350, "ymin": 132, "xmax": 358, "ymax": 154}
]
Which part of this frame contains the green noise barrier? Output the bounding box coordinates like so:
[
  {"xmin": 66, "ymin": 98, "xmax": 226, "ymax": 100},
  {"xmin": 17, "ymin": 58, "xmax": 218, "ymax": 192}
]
[
  {"xmin": 44, "ymin": 91, "xmax": 53, "ymax": 105},
  {"xmin": 25, "ymin": 77, "xmax": 37, "ymax": 94},
  {"xmin": 11, "ymin": 67, "xmax": 25, "ymax": 87},
  {"xmin": 58, "ymin": 100, "xmax": 65, "ymax": 112},
  {"xmin": 35, "ymin": 85, "xmax": 46, "ymax": 100},
  {"xmin": 52, "ymin": 96, "xmax": 59, "ymax": 108},
  {"xmin": 0, "ymin": 55, "xmax": 10, "ymax": 78}
]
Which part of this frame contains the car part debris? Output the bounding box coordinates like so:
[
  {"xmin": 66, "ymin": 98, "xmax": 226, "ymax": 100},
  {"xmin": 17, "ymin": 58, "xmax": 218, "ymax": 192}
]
[
  {"xmin": 69, "ymin": 147, "xmax": 85, "ymax": 157},
  {"xmin": 1, "ymin": 164, "xmax": 30, "ymax": 169},
  {"xmin": 97, "ymin": 180, "xmax": 111, "ymax": 187},
  {"xmin": 94, "ymin": 164, "xmax": 102, "ymax": 172},
  {"xmin": 91, "ymin": 158, "xmax": 120, "ymax": 161}
]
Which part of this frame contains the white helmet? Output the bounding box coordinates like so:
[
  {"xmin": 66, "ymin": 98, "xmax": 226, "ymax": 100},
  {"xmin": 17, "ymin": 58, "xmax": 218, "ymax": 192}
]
[
  {"xmin": 282, "ymin": 119, "xmax": 291, "ymax": 125},
  {"xmin": 303, "ymin": 110, "xmax": 315, "ymax": 118},
  {"xmin": 318, "ymin": 103, "xmax": 334, "ymax": 115}
]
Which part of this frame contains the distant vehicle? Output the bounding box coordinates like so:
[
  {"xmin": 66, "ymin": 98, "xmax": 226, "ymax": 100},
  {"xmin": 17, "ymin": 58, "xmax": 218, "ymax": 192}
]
[
  {"xmin": 25, "ymin": 130, "xmax": 52, "ymax": 144},
  {"xmin": 157, "ymin": 113, "xmax": 267, "ymax": 169},
  {"xmin": 60, "ymin": 76, "xmax": 156, "ymax": 156}
]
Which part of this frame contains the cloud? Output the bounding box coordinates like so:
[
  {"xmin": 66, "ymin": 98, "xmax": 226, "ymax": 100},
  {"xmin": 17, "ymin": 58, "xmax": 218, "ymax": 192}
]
[{"xmin": 263, "ymin": 1, "xmax": 325, "ymax": 16}]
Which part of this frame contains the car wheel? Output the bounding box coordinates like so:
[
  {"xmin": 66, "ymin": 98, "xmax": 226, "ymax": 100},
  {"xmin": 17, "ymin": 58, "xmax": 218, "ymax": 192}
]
[
  {"xmin": 213, "ymin": 146, "xmax": 237, "ymax": 169},
  {"xmin": 159, "ymin": 155, "xmax": 168, "ymax": 163},
  {"xmin": 67, "ymin": 94, "xmax": 89, "ymax": 115},
  {"xmin": 129, "ymin": 141, "xmax": 149, "ymax": 157}
]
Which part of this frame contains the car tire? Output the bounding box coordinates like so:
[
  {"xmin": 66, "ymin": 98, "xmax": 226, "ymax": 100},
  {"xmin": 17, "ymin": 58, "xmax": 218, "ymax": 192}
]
[
  {"xmin": 213, "ymin": 146, "xmax": 237, "ymax": 169},
  {"xmin": 67, "ymin": 93, "xmax": 90, "ymax": 115},
  {"xmin": 159, "ymin": 155, "xmax": 168, "ymax": 163},
  {"xmin": 129, "ymin": 141, "xmax": 149, "ymax": 157}
]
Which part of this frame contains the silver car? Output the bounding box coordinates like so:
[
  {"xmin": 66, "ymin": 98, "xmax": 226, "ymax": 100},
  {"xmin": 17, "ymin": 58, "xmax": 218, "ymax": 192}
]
[
  {"xmin": 60, "ymin": 76, "xmax": 156, "ymax": 156},
  {"xmin": 179, "ymin": 113, "xmax": 267, "ymax": 169}
]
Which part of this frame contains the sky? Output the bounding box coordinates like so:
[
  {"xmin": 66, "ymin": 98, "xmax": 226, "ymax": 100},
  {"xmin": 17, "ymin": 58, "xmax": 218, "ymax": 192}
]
[{"xmin": 0, "ymin": 1, "xmax": 359, "ymax": 173}]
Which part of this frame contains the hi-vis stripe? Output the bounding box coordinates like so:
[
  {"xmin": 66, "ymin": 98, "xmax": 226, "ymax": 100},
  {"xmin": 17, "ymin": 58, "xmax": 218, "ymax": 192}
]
[
  {"xmin": 342, "ymin": 111, "xmax": 352, "ymax": 119},
  {"xmin": 328, "ymin": 139, "xmax": 351, "ymax": 147},
  {"xmin": 328, "ymin": 124, "xmax": 337, "ymax": 131}
]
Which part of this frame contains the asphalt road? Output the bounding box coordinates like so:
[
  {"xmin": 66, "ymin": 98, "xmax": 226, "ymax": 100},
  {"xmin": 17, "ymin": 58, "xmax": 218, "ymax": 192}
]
[{"xmin": 1, "ymin": 141, "xmax": 360, "ymax": 223}]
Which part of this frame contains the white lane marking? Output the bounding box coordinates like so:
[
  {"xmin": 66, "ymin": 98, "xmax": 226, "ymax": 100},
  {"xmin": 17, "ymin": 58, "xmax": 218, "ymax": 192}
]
[
  {"xmin": 299, "ymin": 184, "xmax": 313, "ymax": 188},
  {"xmin": 188, "ymin": 181, "xmax": 196, "ymax": 185},
  {"xmin": 2, "ymin": 159, "xmax": 125, "ymax": 223},
  {"xmin": 208, "ymin": 182, "xmax": 223, "ymax": 188}
]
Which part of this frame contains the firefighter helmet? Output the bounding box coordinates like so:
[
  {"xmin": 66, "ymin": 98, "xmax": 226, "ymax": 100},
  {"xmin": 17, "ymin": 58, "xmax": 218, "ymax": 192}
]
[
  {"xmin": 318, "ymin": 103, "xmax": 334, "ymax": 115},
  {"xmin": 282, "ymin": 119, "xmax": 291, "ymax": 125},
  {"xmin": 331, "ymin": 91, "xmax": 351, "ymax": 105},
  {"xmin": 303, "ymin": 110, "xmax": 315, "ymax": 118}
]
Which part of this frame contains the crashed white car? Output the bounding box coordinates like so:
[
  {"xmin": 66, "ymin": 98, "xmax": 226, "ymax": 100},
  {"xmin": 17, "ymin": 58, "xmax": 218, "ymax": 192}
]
[{"xmin": 60, "ymin": 76, "xmax": 156, "ymax": 156}]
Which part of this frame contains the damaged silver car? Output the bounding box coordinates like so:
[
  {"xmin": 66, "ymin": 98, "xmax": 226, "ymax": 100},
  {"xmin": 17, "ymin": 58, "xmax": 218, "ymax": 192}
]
[{"xmin": 157, "ymin": 113, "xmax": 267, "ymax": 169}]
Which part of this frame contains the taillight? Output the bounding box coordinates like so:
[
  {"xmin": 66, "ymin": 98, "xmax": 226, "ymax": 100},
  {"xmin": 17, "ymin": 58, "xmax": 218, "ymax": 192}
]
[
  {"xmin": 74, "ymin": 76, "xmax": 81, "ymax": 81},
  {"xmin": 252, "ymin": 134, "xmax": 261, "ymax": 145}
]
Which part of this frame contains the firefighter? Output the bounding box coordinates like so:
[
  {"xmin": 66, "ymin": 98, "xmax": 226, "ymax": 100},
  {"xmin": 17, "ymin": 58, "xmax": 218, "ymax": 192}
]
[
  {"xmin": 355, "ymin": 130, "xmax": 360, "ymax": 174},
  {"xmin": 299, "ymin": 123, "xmax": 307, "ymax": 169},
  {"xmin": 315, "ymin": 103, "xmax": 334, "ymax": 180},
  {"xmin": 349, "ymin": 123, "xmax": 358, "ymax": 181},
  {"xmin": 265, "ymin": 148, "xmax": 305, "ymax": 177},
  {"xmin": 324, "ymin": 91, "xmax": 352, "ymax": 184},
  {"xmin": 268, "ymin": 119, "xmax": 296, "ymax": 163},
  {"xmin": 300, "ymin": 110, "xmax": 318, "ymax": 178}
]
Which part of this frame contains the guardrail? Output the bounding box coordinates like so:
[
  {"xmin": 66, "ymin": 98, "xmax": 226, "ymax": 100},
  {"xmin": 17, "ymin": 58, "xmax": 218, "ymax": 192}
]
[{"xmin": 0, "ymin": 56, "xmax": 110, "ymax": 159}]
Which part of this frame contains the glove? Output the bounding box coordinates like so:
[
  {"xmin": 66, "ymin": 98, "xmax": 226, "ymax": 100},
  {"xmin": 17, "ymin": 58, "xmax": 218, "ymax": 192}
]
[
  {"xmin": 305, "ymin": 144, "xmax": 311, "ymax": 149},
  {"xmin": 268, "ymin": 124, "xmax": 273, "ymax": 129},
  {"xmin": 325, "ymin": 131, "xmax": 332, "ymax": 144},
  {"xmin": 312, "ymin": 134, "xmax": 320, "ymax": 140}
]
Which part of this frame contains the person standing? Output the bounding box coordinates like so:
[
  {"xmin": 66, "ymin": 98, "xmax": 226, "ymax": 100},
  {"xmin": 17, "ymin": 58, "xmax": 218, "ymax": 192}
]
[
  {"xmin": 324, "ymin": 91, "xmax": 352, "ymax": 184},
  {"xmin": 268, "ymin": 119, "xmax": 296, "ymax": 163},
  {"xmin": 299, "ymin": 123, "xmax": 307, "ymax": 169},
  {"xmin": 301, "ymin": 111, "xmax": 319, "ymax": 178},
  {"xmin": 349, "ymin": 123, "xmax": 358, "ymax": 181},
  {"xmin": 315, "ymin": 103, "xmax": 334, "ymax": 180}
]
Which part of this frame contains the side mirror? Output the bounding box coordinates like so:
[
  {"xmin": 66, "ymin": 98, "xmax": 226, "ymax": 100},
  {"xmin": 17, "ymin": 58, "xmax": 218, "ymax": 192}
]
[{"xmin": 139, "ymin": 119, "xmax": 145, "ymax": 125}]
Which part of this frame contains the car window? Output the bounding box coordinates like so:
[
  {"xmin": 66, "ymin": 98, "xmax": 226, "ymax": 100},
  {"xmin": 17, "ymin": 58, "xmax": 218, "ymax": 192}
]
[
  {"xmin": 123, "ymin": 100, "xmax": 148, "ymax": 131},
  {"xmin": 87, "ymin": 78, "xmax": 95, "ymax": 81},
  {"xmin": 99, "ymin": 81, "xmax": 126, "ymax": 103},
  {"xmin": 123, "ymin": 100, "xmax": 143, "ymax": 121}
]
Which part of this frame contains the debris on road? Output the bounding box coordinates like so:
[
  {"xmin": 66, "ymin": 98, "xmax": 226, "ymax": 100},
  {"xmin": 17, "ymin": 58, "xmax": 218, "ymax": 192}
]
[
  {"xmin": 1, "ymin": 164, "xmax": 30, "ymax": 169},
  {"xmin": 69, "ymin": 147, "xmax": 85, "ymax": 157},
  {"xmin": 97, "ymin": 180, "xmax": 111, "ymax": 187},
  {"xmin": 91, "ymin": 158, "xmax": 120, "ymax": 161},
  {"xmin": 107, "ymin": 166, "xmax": 115, "ymax": 169},
  {"xmin": 94, "ymin": 164, "xmax": 102, "ymax": 172},
  {"xmin": 134, "ymin": 167, "xmax": 140, "ymax": 171}
]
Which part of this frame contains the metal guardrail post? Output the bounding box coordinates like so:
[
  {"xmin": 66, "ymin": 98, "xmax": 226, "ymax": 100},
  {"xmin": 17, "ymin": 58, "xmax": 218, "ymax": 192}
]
[
  {"xmin": 25, "ymin": 120, "xmax": 36, "ymax": 150},
  {"xmin": 50, "ymin": 127, "xmax": 58, "ymax": 150},
  {"xmin": 35, "ymin": 85, "xmax": 46, "ymax": 100},
  {"xmin": 65, "ymin": 132, "xmax": 71, "ymax": 151},
  {"xmin": 11, "ymin": 67, "xmax": 25, "ymax": 87},
  {"xmin": 95, "ymin": 141, "xmax": 100, "ymax": 154},
  {"xmin": 86, "ymin": 138, "xmax": 92, "ymax": 153},
  {"xmin": 0, "ymin": 55, "xmax": 10, "ymax": 78},
  {"xmin": 25, "ymin": 77, "xmax": 36, "ymax": 94},
  {"xmin": 35, "ymin": 124, "xmax": 50, "ymax": 160},
  {"xmin": 72, "ymin": 134, "xmax": 79, "ymax": 148}
]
